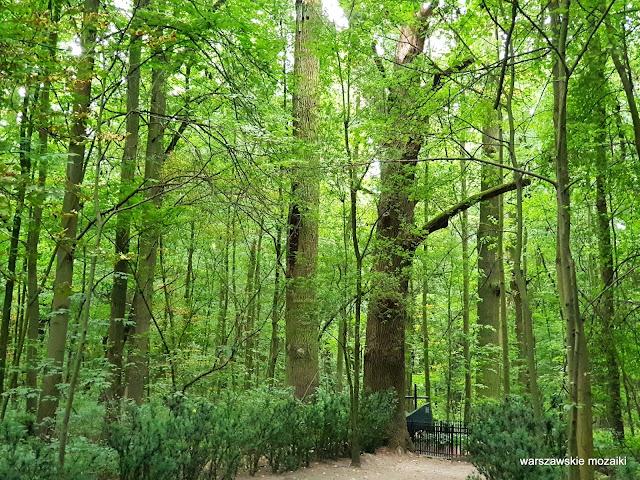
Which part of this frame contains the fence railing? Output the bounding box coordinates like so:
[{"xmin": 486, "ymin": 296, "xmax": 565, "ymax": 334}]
[{"xmin": 407, "ymin": 420, "xmax": 469, "ymax": 459}]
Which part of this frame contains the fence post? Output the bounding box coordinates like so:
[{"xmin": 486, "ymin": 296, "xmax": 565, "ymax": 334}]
[{"xmin": 450, "ymin": 424, "xmax": 454, "ymax": 458}]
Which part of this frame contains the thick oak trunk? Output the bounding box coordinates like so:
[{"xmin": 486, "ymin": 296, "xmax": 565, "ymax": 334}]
[
  {"xmin": 476, "ymin": 121, "xmax": 501, "ymax": 398},
  {"xmin": 363, "ymin": 4, "xmax": 433, "ymax": 450},
  {"xmin": 285, "ymin": 0, "xmax": 321, "ymax": 399}
]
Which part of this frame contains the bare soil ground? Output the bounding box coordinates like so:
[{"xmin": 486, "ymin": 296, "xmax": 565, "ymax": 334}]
[{"xmin": 238, "ymin": 448, "xmax": 479, "ymax": 480}]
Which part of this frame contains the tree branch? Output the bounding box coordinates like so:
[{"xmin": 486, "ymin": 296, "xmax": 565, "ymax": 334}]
[
  {"xmin": 494, "ymin": 0, "xmax": 517, "ymax": 109},
  {"xmin": 410, "ymin": 178, "xmax": 531, "ymax": 248}
]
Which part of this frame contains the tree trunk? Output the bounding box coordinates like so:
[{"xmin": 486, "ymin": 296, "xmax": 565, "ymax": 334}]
[
  {"xmin": 422, "ymin": 165, "xmax": 431, "ymax": 403},
  {"xmin": 510, "ymin": 229, "xmax": 528, "ymax": 389},
  {"xmin": 285, "ymin": 0, "xmax": 321, "ymax": 400},
  {"xmin": 460, "ymin": 159, "xmax": 471, "ymax": 424},
  {"xmin": 37, "ymin": 0, "xmax": 100, "ymax": 428},
  {"xmin": 606, "ymin": 14, "xmax": 640, "ymax": 161},
  {"xmin": 595, "ymin": 169, "xmax": 624, "ymax": 439},
  {"xmin": 0, "ymin": 92, "xmax": 33, "ymax": 399},
  {"xmin": 1, "ymin": 267, "xmax": 28, "ymax": 419},
  {"xmin": 516, "ymin": 184, "xmax": 542, "ymax": 421},
  {"xmin": 244, "ymin": 239, "xmax": 257, "ymax": 389},
  {"xmin": 185, "ymin": 220, "xmax": 195, "ymax": 301},
  {"xmin": 216, "ymin": 218, "xmax": 230, "ymax": 348},
  {"xmin": 590, "ymin": 39, "xmax": 624, "ymax": 438},
  {"xmin": 349, "ymin": 164, "xmax": 364, "ymax": 466},
  {"xmin": 504, "ymin": 46, "xmax": 541, "ymax": 414},
  {"xmin": 25, "ymin": 35, "xmax": 55, "ymax": 412},
  {"xmin": 476, "ymin": 118, "xmax": 501, "ymax": 399},
  {"xmin": 59, "ymin": 102, "xmax": 106, "ymax": 464},
  {"xmin": 125, "ymin": 64, "xmax": 167, "ymax": 404},
  {"xmin": 498, "ymin": 197, "xmax": 510, "ymax": 396},
  {"xmin": 105, "ymin": 3, "xmax": 146, "ymax": 412},
  {"xmin": 267, "ymin": 221, "xmax": 281, "ymax": 382},
  {"xmin": 363, "ymin": 4, "xmax": 434, "ymax": 450},
  {"xmin": 549, "ymin": 2, "xmax": 594, "ymax": 477}
]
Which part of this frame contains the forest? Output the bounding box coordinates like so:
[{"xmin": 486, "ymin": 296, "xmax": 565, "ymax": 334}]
[{"xmin": 1, "ymin": 0, "xmax": 639, "ymax": 479}]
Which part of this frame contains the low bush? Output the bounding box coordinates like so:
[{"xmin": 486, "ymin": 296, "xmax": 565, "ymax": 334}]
[
  {"xmin": 0, "ymin": 414, "xmax": 117, "ymax": 480},
  {"xmin": 105, "ymin": 387, "xmax": 396, "ymax": 480},
  {"xmin": 467, "ymin": 396, "xmax": 566, "ymax": 480},
  {"xmin": 0, "ymin": 388, "xmax": 395, "ymax": 480}
]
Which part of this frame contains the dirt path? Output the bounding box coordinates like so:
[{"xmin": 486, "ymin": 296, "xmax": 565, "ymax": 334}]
[{"xmin": 238, "ymin": 449, "xmax": 479, "ymax": 480}]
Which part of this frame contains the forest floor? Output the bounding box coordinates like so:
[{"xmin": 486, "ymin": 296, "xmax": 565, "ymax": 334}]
[{"xmin": 237, "ymin": 448, "xmax": 479, "ymax": 480}]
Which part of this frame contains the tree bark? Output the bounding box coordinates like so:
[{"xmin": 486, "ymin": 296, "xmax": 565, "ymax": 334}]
[
  {"xmin": 185, "ymin": 220, "xmax": 195, "ymax": 301},
  {"xmin": 460, "ymin": 160, "xmax": 471, "ymax": 424},
  {"xmin": 244, "ymin": 239, "xmax": 257, "ymax": 389},
  {"xmin": 105, "ymin": 2, "xmax": 147, "ymax": 412},
  {"xmin": 125, "ymin": 64, "xmax": 167, "ymax": 404},
  {"xmin": 606, "ymin": 14, "xmax": 640, "ymax": 161},
  {"xmin": 422, "ymin": 165, "xmax": 431, "ymax": 404},
  {"xmin": 267, "ymin": 221, "xmax": 281, "ymax": 382},
  {"xmin": 590, "ymin": 37, "xmax": 624, "ymax": 439},
  {"xmin": 37, "ymin": 0, "xmax": 100, "ymax": 428},
  {"xmin": 498, "ymin": 188, "xmax": 510, "ymax": 396},
  {"xmin": 349, "ymin": 164, "xmax": 363, "ymax": 466},
  {"xmin": 549, "ymin": 1, "xmax": 595, "ymax": 477},
  {"xmin": 285, "ymin": 0, "xmax": 322, "ymax": 400},
  {"xmin": 504, "ymin": 47, "xmax": 541, "ymax": 414},
  {"xmin": 216, "ymin": 218, "xmax": 230, "ymax": 348},
  {"xmin": 516, "ymin": 183, "xmax": 542, "ymax": 421},
  {"xmin": 363, "ymin": 4, "xmax": 434, "ymax": 450},
  {"xmin": 476, "ymin": 117, "xmax": 501, "ymax": 399},
  {"xmin": 1, "ymin": 264, "xmax": 28, "ymax": 419},
  {"xmin": 595, "ymin": 167, "xmax": 624, "ymax": 439},
  {"xmin": 25, "ymin": 30, "xmax": 55, "ymax": 413},
  {"xmin": 0, "ymin": 92, "xmax": 33, "ymax": 399}
]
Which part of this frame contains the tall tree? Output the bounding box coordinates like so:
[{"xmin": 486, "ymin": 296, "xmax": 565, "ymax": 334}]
[
  {"xmin": 363, "ymin": 4, "xmax": 434, "ymax": 449},
  {"xmin": 285, "ymin": 0, "xmax": 322, "ymax": 399},
  {"xmin": 588, "ymin": 36, "xmax": 624, "ymax": 439},
  {"xmin": 37, "ymin": 0, "xmax": 100, "ymax": 428},
  {"xmin": 125, "ymin": 63, "xmax": 167, "ymax": 404},
  {"xmin": 0, "ymin": 91, "xmax": 33, "ymax": 400},
  {"xmin": 504, "ymin": 37, "xmax": 542, "ymax": 418},
  {"xmin": 104, "ymin": 0, "xmax": 148, "ymax": 412},
  {"xmin": 548, "ymin": 0, "xmax": 596, "ymax": 477},
  {"xmin": 476, "ymin": 114, "xmax": 502, "ymax": 398},
  {"xmin": 460, "ymin": 159, "xmax": 471, "ymax": 424},
  {"xmin": 25, "ymin": 2, "xmax": 58, "ymax": 415}
]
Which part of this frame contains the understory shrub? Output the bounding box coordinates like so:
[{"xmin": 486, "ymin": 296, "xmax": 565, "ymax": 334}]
[
  {"xmin": 105, "ymin": 387, "xmax": 396, "ymax": 480},
  {"xmin": 467, "ymin": 396, "xmax": 566, "ymax": 480},
  {"xmin": 0, "ymin": 389, "xmax": 394, "ymax": 480},
  {"xmin": 0, "ymin": 414, "xmax": 117, "ymax": 480},
  {"xmin": 593, "ymin": 430, "xmax": 640, "ymax": 479}
]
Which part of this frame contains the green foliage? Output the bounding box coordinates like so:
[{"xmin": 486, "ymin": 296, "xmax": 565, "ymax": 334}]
[
  {"xmin": 0, "ymin": 389, "xmax": 393, "ymax": 480},
  {"xmin": 467, "ymin": 397, "xmax": 566, "ymax": 480},
  {"xmin": 0, "ymin": 415, "xmax": 116, "ymax": 480},
  {"xmin": 104, "ymin": 388, "xmax": 395, "ymax": 480},
  {"xmin": 616, "ymin": 458, "xmax": 640, "ymax": 480},
  {"xmin": 358, "ymin": 390, "xmax": 396, "ymax": 452},
  {"xmin": 593, "ymin": 430, "xmax": 640, "ymax": 479}
]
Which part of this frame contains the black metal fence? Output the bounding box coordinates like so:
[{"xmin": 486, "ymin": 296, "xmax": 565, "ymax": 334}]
[{"xmin": 408, "ymin": 420, "xmax": 469, "ymax": 459}]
